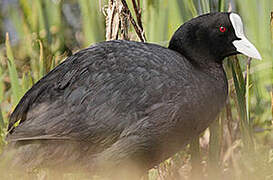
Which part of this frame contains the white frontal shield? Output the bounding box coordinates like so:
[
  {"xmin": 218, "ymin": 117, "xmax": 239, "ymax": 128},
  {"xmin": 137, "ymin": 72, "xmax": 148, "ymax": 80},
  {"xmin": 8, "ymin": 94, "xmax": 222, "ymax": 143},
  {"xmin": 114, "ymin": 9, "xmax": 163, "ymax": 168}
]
[{"xmin": 230, "ymin": 13, "xmax": 262, "ymax": 60}]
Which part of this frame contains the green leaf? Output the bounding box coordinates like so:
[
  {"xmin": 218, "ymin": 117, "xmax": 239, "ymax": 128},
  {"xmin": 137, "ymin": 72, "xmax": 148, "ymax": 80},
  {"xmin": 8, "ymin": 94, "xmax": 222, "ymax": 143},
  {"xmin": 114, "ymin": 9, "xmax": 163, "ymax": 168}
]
[
  {"xmin": 229, "ymin": 57, "xmax": 254, "ymax": 152},
  {"xmin": 5, "ymin": 33, "xmax": 23, "ymax": 106}
]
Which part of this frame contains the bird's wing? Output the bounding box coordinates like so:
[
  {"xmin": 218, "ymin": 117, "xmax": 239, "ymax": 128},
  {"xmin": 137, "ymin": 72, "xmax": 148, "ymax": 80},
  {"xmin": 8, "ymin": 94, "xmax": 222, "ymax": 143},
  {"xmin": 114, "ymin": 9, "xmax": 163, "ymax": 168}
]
[{"xmin": 7, "ymin": 40, "xmax": 190, "ymax": 145}]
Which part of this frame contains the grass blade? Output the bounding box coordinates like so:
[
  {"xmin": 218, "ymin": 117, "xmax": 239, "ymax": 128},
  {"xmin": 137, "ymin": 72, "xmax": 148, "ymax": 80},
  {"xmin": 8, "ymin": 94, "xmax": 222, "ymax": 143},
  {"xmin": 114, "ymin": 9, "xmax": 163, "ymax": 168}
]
[
  {"xmin": 229, "ymin": 57, "xmax": 254, "ymax": 152},
  {"xmin": 5, "ymin": 33, "xmax": 22, "ymax": 105}
]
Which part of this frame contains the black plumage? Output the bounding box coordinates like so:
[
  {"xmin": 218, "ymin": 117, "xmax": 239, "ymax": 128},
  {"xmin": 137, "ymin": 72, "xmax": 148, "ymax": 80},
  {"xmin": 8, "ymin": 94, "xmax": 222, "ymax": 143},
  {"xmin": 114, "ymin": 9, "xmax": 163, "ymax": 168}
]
[{"xmin": 3, "ymin": 12, "xmax": 260, "ymax": 179}]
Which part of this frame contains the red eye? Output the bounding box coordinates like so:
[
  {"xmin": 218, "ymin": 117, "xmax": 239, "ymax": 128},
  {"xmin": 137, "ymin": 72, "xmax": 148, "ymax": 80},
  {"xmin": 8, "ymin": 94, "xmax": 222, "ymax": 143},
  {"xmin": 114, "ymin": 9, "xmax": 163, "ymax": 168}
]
[{"xmin": 219, "ymin": 26, "xmax": 226, "ymax": 32}]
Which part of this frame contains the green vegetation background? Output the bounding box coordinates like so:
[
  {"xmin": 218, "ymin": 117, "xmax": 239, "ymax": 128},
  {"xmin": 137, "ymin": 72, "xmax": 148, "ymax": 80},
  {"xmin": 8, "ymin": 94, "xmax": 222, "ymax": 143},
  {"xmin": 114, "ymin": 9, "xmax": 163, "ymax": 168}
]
[{"xmin": 0, "ymin": 0, "xmax": 272, "ymax": 179}]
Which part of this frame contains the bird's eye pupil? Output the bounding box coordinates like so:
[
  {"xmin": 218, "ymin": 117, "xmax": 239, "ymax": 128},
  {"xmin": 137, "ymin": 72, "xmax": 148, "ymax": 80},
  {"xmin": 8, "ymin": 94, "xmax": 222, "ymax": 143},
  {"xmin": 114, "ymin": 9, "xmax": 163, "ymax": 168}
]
[{"xmin": 219, "ymin": 26, "xmax": 226, "ymax": 32}]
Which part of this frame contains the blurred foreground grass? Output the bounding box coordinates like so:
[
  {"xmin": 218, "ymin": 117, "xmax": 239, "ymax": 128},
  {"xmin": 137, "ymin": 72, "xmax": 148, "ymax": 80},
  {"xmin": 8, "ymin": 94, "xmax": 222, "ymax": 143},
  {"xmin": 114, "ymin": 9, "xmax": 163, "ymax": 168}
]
[{"xmin": 0, "ymin": 0, "xmax": 272, "ymax": 179}]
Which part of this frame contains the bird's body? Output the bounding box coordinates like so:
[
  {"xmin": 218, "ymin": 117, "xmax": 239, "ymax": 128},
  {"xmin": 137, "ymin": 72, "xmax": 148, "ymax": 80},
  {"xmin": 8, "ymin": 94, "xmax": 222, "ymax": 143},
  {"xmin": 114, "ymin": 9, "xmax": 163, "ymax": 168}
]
[
  {"xmin": 6, "ymin": 40, "xmax": 227, "ymax": 172},
  {"xmin": 3, "ymin": 12, "xmax": 261, "ymax": 179}
]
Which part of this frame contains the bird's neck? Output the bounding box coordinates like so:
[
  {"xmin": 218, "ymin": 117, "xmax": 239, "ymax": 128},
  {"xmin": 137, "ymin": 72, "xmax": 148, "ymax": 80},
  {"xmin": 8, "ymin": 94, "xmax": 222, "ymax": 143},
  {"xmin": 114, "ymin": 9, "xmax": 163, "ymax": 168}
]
[
  {"xmin": 191, "ymin": 56, "xmax": 224, "ymax": 75},
  {"xmin": 168, "ymin": 42, "xmax": 224, "ymax": 74}
]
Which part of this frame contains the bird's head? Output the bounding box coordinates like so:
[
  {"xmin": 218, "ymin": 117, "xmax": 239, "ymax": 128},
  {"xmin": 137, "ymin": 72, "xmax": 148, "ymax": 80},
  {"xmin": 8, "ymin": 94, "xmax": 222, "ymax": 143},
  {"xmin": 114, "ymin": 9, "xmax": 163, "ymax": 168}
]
[{"xmin": 169, "ymin": 12, "xmax": 261, "ymax": 63}]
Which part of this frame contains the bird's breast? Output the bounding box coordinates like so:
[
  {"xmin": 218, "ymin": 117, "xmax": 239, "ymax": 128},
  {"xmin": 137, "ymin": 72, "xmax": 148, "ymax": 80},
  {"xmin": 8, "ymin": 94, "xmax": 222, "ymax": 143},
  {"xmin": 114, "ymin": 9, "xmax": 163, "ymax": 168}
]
[{"xmin": 151, "ymin": 67, "xmax": 228, "ymax": 164}]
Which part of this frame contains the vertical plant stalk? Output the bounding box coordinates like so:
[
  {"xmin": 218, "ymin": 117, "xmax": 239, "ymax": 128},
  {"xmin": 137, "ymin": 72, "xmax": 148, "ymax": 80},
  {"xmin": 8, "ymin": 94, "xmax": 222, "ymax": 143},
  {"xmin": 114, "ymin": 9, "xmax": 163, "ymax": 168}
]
[
  {"xmin": 106, "ymin": 0, "xmax": 120, "ymax": 40},
  {"xmin": 38, "ymin": 40, "xmax": 45, "ymax": 79},
  {"xmin": 0, "ymin": 66, "xmax": 4, "ymax": 101},
  {"xmin": 120, "ymin": 0, "xmax": 146, "ymax": 42},
  {"xmin": 190, "ymin": 136, "xmax": 202, "ymax": 180},
  {"xmin": 40, "ymin": 1, "xmax": 52, "ymax": 45},
  {"xmin": 271, "ymin": 90, "xmax": 273, "ymax": 126},
  {"xmin": 224, "ymin": 100, "xmax": 241, "ymax": 179},
  {"xmin": 225, "ymin": 98, "xmax": 234, "ymax": 141},
  {"xmin": 218, "ymin": 0, "xmax": 224, "ymax": 12},
  {"xmin": 105, "ymin": 0, "xmax": 130, "ymax": 40},
  {"xmin": 131, "ymin": 0, "xmax": 145, "ymax": 39},
  {"xmin": 106, "ymin": 0, "xmax": 146, "ymax": 42},
  {"xmin": 245, "ymin": 57, "xmax": 252, "ymax": 130},
  {"xmin": 270, "ymin": 11, "xmax": 273, "ymax": 120},
  {"xmin": 120, "ymin": 2, "xmax": 130, "ymax": 40},
  {"xmin": 5, "ymin": 33, "xmax": 22, "ymax": 105},
  {"xmin": 208, "ymin": 115, "xmax": 222, "ymax": 179},
  {"xmin": 0, "ymin": 107, "xmax": 5, "ymax": 151},
  {"xmin": 229, "ymin": 57, "xmax": 254, "ymax": 152},
  {"xmin": 271, "ymin": 12, "xmax": 273, "ymax": 40}
]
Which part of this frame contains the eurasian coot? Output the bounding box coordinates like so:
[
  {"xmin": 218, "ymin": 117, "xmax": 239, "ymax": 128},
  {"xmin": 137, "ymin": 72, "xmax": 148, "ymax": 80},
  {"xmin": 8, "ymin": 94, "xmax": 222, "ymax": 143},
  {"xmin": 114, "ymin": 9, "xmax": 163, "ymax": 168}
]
[{"xmin": 3, "ymin": 12, "xmax": 261, "ymax": 179}]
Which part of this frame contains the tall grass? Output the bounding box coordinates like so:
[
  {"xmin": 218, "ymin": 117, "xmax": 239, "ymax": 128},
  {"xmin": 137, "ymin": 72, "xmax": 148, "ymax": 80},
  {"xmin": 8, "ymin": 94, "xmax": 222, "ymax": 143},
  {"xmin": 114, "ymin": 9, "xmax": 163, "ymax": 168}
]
[{"xmin": 0, "ymin": 0, "xmax": 272, "ymax": 179}]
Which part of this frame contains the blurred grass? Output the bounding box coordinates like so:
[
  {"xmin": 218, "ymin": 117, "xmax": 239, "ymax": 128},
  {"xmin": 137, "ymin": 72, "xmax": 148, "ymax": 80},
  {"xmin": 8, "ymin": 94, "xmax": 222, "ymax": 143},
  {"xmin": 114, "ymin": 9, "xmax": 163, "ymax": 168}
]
[{"xmin": 0, "ymin": 0, "xmax": 272, "ymax": 179}]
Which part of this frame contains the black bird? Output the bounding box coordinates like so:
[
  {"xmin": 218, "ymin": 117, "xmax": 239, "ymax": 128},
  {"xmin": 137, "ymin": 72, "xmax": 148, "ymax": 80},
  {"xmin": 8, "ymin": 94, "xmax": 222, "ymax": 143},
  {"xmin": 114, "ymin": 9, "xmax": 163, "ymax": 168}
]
[{"xmin": 2, "ymin": 12, "xmax": 261, "ymax": 179}]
